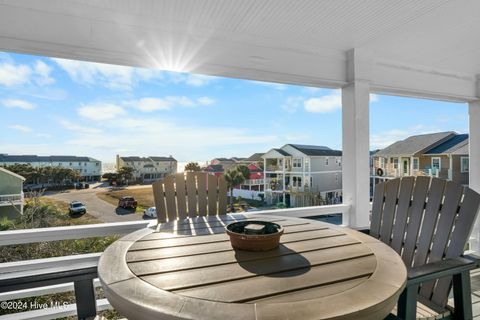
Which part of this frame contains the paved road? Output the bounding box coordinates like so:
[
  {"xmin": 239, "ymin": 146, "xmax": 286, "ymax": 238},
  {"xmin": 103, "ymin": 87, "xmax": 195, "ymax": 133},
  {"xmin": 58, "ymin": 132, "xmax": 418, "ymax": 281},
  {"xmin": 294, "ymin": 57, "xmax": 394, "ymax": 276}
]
[{"xmin": 46, "ymin": 187, "xmax": 147, "ymax": 223}]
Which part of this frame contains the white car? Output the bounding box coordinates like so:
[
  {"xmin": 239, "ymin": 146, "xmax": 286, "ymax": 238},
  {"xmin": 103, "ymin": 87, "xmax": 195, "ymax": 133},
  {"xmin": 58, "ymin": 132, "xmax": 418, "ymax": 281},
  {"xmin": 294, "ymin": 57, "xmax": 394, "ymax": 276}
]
[{"xmin": 143, "ymin": 207, "xmax": 157, "ymax": 218}]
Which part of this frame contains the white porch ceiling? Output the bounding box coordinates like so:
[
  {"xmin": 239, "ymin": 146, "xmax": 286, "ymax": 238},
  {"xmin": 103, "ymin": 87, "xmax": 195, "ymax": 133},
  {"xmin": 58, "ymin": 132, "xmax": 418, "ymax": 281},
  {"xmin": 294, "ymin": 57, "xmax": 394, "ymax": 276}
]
[{"xmin": 0, "ymin": 0, "xmax": 479, "ymax": 101}]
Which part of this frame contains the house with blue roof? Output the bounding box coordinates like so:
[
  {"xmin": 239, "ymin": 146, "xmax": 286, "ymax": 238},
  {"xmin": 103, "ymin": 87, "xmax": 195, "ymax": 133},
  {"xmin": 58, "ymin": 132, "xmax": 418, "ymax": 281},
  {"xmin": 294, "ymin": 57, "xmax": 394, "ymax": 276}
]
[{"xmin": 372, "ymin": 132, "xmax": 469, "ymax": 185}]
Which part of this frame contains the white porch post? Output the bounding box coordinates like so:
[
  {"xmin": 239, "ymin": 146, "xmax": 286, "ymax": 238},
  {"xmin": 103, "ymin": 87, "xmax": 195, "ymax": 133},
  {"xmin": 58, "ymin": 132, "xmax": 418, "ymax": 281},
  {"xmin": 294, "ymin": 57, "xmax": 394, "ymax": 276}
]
[
  {"xmin": 469, "ymin": 99, "xmax": 480, "ymax": 252},
  {"xmin": 342, "ymin": 49, "xmax": 372, "ymax": 227}
]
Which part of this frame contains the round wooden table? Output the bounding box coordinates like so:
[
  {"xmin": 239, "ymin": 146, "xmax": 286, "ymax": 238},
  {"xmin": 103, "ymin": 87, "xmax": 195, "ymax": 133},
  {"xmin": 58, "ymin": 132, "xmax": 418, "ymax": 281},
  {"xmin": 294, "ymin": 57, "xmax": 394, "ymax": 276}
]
[{"xmin": 98, "ymin": 214, "xmax": 407, "ymax": 320}]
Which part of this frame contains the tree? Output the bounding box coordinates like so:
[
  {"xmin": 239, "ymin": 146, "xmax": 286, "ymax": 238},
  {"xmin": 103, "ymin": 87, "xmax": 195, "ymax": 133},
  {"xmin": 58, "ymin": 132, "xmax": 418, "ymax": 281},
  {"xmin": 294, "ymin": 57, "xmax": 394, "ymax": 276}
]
[
  {"xmin": 223, "ymin": 169, "xmax": 246, "ymax": 209},
  {"xmin": 117, "ymin": 166, "xmax": 134, "ymax": 184},
  {"xmin": 184, "ymin": 162, "xmax": 202, "ymax": 172},
  {"xmin": 236, "ymin": 164, "xmax": 250, "ymax": 180},
  {"xmin": 102, "ymin": 172, "xmax": 118, "ymax": 181}
]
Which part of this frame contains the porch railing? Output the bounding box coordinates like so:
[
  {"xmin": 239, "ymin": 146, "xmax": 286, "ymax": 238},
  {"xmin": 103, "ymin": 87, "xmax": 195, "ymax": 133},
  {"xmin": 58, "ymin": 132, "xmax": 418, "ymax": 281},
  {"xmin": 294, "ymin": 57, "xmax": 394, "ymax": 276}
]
[
  {"xmin": 0, "ymin": 205, "xmax": 350, "ymax": 319},
  {"xmin": 0, "ymin": 193, "xmax": 23, "ymax": 207}
]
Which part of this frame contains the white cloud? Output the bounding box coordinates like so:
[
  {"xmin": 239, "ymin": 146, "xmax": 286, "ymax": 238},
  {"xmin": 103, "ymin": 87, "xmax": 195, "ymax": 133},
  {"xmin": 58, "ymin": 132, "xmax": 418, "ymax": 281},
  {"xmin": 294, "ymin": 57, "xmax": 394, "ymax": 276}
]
[
  {"xmin": 174, "ymin": 96, "xmax": 195, "ymax": 107},
  {"xmin": 9, "ymin": 124, "xmax": 33, "ymax": 133},
  {"xmin": 131, "ymin": 98, "xmax": 171, "ymax": 112},
  {"xmin": 2, "ymin": 99, "xmax": 36, "ymax": 110},
  {"xmin": 58, "ymin": 119, "xmax": 103, "ymax": 134},
  {"xmin": 370, "ymin": 125, "xmax": 438, "ymax": 149},
  {"xmin": 185, "ymin": 74, "xmax": 215, "ymax": 87},
  {"xmin": 197, "ymin": 96, "xmax": 215, "ymax": 106},
  {"xmin": 370, "ymin": 94, "xmax": 379, "ymax": 102},
  {"xmin": 304, "ymin": 90, "xmax": 341, "ymax": 113},
  {"xmin": 52, "ymin": 58, "xmax": 164, "ymax": 90},
  {"xmin": 127, "ymin": 96, "xmax": 215, "ymax": 112},
  {"xmin": 62, "ymin": 116, "xmax": 277, "ymax": 160},
  {"xmin": 281, "ymin": 96, "xmax": 304, "ymax": 113},
  {"xmin": 77, "ymin": 103, "xmax": 127, "ymax": 121},
  {"xmin": 0, "ymin": 58, "xmax": 56, "ymax": 88},
  {"xmin": 0, "ymin": 62, "xmax": 31, "ymax": 87},
  {"xmin": 34, "ymin": 61, "xmax": 55, "ymax": 86}
]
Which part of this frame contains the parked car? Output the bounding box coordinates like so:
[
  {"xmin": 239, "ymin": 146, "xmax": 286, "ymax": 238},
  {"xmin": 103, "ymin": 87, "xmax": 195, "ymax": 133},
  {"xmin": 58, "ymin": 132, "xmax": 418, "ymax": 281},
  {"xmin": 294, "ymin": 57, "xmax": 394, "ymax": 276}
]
[
  {"xmin": 69, "ymin": 201, "xmax": 86, "ymax": 214},
  {"xmin": 143, "ymin": 207, "xmax": 157, "ymax": 218},
  {"xmin": 118, "ymin": 196, "xmax": 137, "ymax": 209}
]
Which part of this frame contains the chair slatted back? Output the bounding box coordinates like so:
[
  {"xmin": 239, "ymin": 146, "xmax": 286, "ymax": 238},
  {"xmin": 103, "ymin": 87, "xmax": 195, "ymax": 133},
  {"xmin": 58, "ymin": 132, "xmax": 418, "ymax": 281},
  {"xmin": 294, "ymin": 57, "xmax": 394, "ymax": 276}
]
[
  {"xmin": 152, "ymin": 172, "xmax": 227, "ymax": 223},
  {"xmin": 371, "ymin": 177, "xmax": 480, "ymax": 310}
]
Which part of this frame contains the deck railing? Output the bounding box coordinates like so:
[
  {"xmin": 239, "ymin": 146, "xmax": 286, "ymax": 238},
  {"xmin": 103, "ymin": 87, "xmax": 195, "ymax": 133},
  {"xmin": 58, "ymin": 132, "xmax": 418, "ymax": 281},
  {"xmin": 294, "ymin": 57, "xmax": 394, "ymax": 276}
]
[
  {"xmin": 0, "ymin": 193, "xmax": 23, "ymax": 207},
  {"xmin": 0, "ymin": 205, "xmax": 350, "ymax": 319}
]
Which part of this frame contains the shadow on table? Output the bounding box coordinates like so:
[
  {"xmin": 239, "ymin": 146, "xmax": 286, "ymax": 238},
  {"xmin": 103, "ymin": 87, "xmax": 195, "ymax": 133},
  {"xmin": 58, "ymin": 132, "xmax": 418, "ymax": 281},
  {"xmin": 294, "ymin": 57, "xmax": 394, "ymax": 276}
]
[{"xmin": 234, "ymin": 244, "xmax": 311, "ymax": 277}]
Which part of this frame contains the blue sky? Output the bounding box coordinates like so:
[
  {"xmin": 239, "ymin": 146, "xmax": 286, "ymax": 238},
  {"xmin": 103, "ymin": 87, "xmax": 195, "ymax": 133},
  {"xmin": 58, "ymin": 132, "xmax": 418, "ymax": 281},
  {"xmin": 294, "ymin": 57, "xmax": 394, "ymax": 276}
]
[{"xmin": 0, "ymin": 51, "xmax": 468, "ymax": 164}]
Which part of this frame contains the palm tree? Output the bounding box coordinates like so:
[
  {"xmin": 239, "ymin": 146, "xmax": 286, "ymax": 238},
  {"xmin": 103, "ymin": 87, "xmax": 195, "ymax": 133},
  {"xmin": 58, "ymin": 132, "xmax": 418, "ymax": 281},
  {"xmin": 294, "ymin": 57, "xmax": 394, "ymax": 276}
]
[
  {"xmin": 236, "ymin": 164, "xmax": 250, "ymax": 180},
  {"xmin": 223, "ymin": 169, "xmax": 246, "ymax": 209}
]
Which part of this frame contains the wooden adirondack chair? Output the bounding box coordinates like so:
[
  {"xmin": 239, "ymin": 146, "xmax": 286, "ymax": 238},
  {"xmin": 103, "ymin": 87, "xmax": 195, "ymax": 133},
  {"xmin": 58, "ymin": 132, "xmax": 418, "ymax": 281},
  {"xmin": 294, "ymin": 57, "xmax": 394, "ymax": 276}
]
[
  {"xmin": 369, "ymin": 177, "xmax": 480, "ymax": 320},
  {"xmin": 152, "ymin": 172, "xmax": 228, "ymax": 223}
]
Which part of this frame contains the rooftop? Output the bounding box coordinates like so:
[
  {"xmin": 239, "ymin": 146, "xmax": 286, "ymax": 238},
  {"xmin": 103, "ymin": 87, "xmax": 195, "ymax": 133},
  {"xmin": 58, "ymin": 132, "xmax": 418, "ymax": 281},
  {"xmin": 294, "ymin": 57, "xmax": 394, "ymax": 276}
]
[
  {"xmin": 0, "ymin": 154, "xmax": 99, "ymax": 163},
  {"xmin": 374, "ymin": 132, "xmax": 456, "ymax": 157},
  {"xmin": 425, "ymin": 134, "xmax": 469, "ymax": 155},
  {"xmin": 288, "ymin": 144, "xmax": 342, "ymax": 156}
]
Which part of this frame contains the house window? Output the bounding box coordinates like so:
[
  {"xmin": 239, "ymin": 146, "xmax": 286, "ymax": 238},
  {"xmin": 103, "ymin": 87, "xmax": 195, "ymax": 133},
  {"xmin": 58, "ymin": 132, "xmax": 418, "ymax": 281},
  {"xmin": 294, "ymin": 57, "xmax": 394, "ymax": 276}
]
[
  {"xmin": 292, "ymin": 176, "xmax": 302, "ymax": 187},
  {"xmin": 78, "ymin": 162, "xmax": 81, "ymax": 165},
  {"xmin": 393, "ymin": 158, "xmax": 399, "ymax": 169},
  {"xmin": 325, "ymin": 157, "xmax": 329, "ymax": 165},
  {"xmin": 293, "ymin": 158, "xmax": 302, "ymax": 168},
  {"xmin": 380, "ymin": 158, "xmax": 385, "ymax": 169},
  {"xmin": 461, "ymin": 157, "xmax": 469, "ymax": 173},
  {"xmin": 432, "ymin": 157, "xmax": 441, "ymax": 170},
  {"xmin": 413, "ymin": 158, "xmax": 419, "ymax": 170}
]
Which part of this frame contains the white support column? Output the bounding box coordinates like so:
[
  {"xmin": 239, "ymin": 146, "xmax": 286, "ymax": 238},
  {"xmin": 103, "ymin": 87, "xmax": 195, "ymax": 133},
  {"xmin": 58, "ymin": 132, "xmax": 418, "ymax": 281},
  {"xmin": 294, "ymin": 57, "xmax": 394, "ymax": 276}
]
[
  {"xmin": 342, "ymin": 81, "xmax": 371, "ymax": 227},
  {"xmin": 342, "ymin": 49, "xmax": 372, "ymax": 227},
  {"xmin": 469, "ymin": 99, "xmax": 480, "ymax": 252}
]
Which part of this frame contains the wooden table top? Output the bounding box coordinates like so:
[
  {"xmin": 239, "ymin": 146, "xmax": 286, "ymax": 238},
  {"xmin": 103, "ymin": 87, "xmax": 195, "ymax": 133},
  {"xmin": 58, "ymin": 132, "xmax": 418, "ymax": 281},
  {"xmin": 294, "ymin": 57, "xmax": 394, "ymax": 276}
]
[{"xmin": 98, "ymin": 214, "xmax": 407, "ymax": 320}]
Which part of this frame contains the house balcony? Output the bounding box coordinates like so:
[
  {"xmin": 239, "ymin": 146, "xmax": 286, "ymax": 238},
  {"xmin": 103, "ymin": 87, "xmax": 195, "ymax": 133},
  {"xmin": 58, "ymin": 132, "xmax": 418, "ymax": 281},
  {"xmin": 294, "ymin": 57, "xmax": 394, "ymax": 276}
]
[
  {"xmin": 265, "ymin": 178, "xmax": 284, "ymax": 191},
  {"xmin": 265, "ymin": 165, "xmax": 283, "ymax": 172},
  {"xmin": 371, "ymin": 167, "xmax": 451, "ymax": 180},
  {"xmin": 244, "ymin": 178, "xmax": 264, "ymax": 185},
  {"xmin": 0, "ymin": 193, "xmax": 23, "ymax": 207},
  {"xmin": 286, "ymin": 185, "xmax": 305, "ymax": 192}
]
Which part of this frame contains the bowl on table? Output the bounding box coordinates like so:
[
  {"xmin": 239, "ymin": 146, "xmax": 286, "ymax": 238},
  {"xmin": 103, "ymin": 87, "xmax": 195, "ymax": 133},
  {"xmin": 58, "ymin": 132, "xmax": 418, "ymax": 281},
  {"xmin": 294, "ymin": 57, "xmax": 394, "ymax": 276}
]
[{"xmin": 225, "ymin": 220, "xmax": 284, "ymax": 251}]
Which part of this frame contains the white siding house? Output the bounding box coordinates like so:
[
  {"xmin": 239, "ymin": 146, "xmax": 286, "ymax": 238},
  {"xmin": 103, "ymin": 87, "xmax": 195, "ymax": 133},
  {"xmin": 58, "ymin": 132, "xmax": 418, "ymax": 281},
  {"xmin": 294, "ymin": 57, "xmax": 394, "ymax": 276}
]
[
  {"xmin": 116, "ymin": 155, "xmax": 177, "ymax": 182},
  {"xmin": 0, "ymin": 154, "xmax": 102, "ymax": 181},
  {"xmin": 262, "ymin": 144, "xmax": 342, "ymax": 207},
  {"xmin": 0, "ymin": 167, "xmax": 25, "ymax": 219}
]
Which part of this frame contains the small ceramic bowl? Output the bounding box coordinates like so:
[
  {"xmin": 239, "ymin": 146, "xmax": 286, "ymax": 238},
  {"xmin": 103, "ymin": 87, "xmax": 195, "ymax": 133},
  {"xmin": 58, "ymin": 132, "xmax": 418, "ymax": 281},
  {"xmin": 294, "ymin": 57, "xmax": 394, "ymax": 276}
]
[{"xmin": 225, "ymin": 221, "xmax": 284, "ymax": 251}]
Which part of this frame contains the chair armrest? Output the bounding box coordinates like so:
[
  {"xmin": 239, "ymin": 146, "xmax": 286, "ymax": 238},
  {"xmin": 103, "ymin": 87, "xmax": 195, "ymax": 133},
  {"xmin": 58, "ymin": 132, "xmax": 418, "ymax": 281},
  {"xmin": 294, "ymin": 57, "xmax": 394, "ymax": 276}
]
[{"xmin": 407, "ymin": 256, "xmax": 477, "ymax": 286}]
